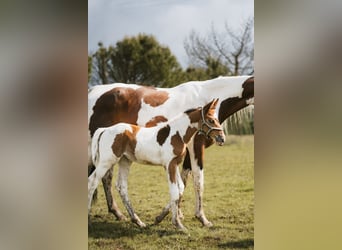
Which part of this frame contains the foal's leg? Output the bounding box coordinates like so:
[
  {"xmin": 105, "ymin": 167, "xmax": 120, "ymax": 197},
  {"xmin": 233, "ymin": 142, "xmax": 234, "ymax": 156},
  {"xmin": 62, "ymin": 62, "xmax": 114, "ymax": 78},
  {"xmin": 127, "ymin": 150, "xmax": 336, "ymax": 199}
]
[
  {"xmin": 154, "ymin": 164, "xmax": 185, "ymax": 224},
  {"xmin": 154, "ymin": 166, "xmax": 184, "ymax": 224},
  {"xmin": 176, "ymin": 167, "xmax": 185, "ymax": 220},
  {"xmin": 188, "ymin": 137, "xmax": 213, "ymax": 227},
  {"xmin": 88, "ymin": 163, "xmax": 113, "ymax": 215},
  {"xmin": 116, "ymin": 157, "xmax": 146, "ymax": 228},
  {"xmin": 102, "ymin": 166, "xmax": 127, "ymax": 221},
  {"xmin": 168, "ymin": 162, "xmax": 186, "ymax": 231},
  {"xmin": 181, "ymin": 148, "xmax": 192, "ymax": 187}
]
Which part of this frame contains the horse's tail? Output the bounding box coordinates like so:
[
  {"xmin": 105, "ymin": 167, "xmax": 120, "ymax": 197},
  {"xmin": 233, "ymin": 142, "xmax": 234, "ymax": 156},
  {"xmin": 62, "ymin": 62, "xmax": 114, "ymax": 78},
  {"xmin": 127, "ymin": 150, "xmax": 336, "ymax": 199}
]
[{"xmin": 91, "ymin": 128, "xmax": 106, "ymax": 167}]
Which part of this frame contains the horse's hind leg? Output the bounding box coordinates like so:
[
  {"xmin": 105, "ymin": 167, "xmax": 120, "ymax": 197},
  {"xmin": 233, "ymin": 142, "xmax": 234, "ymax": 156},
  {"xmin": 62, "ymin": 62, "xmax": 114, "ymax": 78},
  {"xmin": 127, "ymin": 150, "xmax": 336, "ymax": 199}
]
[
  {"xmin": 102, "ymin": 166, "xmax": 127, "ymax": 221},
  {"xmin": 116, "ymin": 157, "xmax": 146, "ymax": 228}
]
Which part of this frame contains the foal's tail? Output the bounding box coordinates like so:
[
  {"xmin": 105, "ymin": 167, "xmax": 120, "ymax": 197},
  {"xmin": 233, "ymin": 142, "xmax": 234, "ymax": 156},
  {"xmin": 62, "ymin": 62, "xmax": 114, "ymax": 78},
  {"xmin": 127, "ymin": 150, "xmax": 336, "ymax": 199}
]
[{"xmin": 91, "ymin": 128, "xmax": 107, "ymax": 167}]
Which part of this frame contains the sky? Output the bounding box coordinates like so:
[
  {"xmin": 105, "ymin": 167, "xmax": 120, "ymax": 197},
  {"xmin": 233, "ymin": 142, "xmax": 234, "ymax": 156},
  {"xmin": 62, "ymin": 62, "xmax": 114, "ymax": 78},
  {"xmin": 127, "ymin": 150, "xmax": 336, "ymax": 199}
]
[{"xmin": 88, "ymin": 0, "xmax": 254, "ymax": 68}]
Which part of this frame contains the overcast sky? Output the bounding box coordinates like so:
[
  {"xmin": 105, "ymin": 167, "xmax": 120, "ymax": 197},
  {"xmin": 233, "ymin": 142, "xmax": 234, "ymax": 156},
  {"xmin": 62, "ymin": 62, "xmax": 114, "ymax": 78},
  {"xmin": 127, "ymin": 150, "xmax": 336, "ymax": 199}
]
[{"xmin": 88, "ymin": 0, "xmax": 253, "ymax": 68}]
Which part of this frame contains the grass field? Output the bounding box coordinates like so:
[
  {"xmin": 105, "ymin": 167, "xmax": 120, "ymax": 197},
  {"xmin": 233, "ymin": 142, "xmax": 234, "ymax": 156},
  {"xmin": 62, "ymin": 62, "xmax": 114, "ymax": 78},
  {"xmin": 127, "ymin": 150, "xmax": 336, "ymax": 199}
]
[{"xmin": 88, "ymin": 135, "xmax": 254, "ymax": 250}]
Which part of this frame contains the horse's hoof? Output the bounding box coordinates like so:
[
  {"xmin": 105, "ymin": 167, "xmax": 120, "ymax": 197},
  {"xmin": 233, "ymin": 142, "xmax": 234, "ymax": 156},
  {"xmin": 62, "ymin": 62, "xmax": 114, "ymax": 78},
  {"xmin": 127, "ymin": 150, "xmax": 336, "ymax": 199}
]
[
  {"xmin": 110, "ymin": 209, "xmax": 127, "ymax": 221},
  {"xmin": 116, "ymin": 214, "xmax": 128, "ymax": 221}
]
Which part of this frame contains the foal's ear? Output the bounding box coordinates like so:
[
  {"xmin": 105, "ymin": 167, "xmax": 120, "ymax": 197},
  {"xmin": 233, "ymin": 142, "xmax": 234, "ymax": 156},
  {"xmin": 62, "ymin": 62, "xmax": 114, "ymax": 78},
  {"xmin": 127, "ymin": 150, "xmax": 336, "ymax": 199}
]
[
  {"xmin": 211, "ymin": 98, "xmax": 219, "ymax": 108},
  {"xmin": 203, "ymin": 98, "xmax": 219, "ymax": 113}
]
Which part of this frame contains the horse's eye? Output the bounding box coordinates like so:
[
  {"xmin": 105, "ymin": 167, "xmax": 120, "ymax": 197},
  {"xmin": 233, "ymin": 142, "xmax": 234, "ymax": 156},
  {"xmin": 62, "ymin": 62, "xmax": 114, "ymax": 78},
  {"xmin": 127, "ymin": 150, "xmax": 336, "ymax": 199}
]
[{"xmin": 208, "ymin": 119, "xmax": 214, "ymax": 123}]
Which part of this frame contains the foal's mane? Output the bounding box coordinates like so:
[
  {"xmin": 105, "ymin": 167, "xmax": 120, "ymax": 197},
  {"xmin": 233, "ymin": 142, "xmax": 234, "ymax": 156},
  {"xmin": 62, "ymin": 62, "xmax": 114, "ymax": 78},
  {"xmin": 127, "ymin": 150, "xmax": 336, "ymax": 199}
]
[{"xmin": 184, "ymin": 107, "xmax": 200, "ymax": 114}]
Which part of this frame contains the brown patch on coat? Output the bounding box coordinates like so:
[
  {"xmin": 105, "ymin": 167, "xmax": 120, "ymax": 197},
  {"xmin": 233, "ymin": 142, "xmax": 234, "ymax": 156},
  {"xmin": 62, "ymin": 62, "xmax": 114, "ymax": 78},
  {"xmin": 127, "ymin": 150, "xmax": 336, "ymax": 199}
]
[
  {"xmin": 168, "ymin": 132, "xmax": 187, "ymax": 184},
  {"xmin": 111, "ymin": 133, "xmax": 126, "ymax": 157},
  {"xmin": 89, "ymin": 87, "xmax": 141, "ymax": 137},
  {"xmin": 89, "ymin": 86, "xmax": 170, "ymax": 137},
  {"xmin": 183, "ymin": 127, "xmax": 197, "ymax": 144},
  {"xmin": 157, "ymin": 125, "xmax": 171, "ymax": 146},
  {"xmin": 186, "ymin": 99, "xmax": 218, "ymax": 124},
  {"xmin": 111, "ymin": 125, "xmax": 140, "ymax": 158},
  {"xmin": 168, "ymin": 157, "xmax": 178, "ymax": 183},
  {"xmin": 145, "ymin": 116, "xmax": 168, "ymax": 127},
  {"xmin": 137, "ymin": 87, "xmax": 169, "ymax": 107},
  {"xmin": 185, "ymin": 108, "xmax": 201, "ymax": 123},
  {"xmin": 193, "ymin": 134, "xmax": 206, "ymax": 170},
  {"xmin": 242, "ymin": 76, "xmax": 254, "ymax": 99},
  {"xmin": 171, "ymin": 132, "xmax": 186, "ymax": 157}
]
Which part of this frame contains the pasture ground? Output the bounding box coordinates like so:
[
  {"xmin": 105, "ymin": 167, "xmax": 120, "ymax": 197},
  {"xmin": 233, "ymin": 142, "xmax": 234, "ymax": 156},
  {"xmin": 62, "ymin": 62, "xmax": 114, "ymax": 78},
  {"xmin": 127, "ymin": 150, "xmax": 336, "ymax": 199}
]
[{"xmin": 88, "ymin": 135, "xmax": 254, "ymax": 250}]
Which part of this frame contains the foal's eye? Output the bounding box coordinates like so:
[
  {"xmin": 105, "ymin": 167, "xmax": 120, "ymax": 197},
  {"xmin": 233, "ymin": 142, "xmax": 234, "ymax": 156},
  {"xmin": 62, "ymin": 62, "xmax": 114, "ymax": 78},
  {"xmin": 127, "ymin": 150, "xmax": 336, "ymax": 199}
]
[{"xmin": 208, "ymin": 119, "xmax": 214, "ymax": 123}]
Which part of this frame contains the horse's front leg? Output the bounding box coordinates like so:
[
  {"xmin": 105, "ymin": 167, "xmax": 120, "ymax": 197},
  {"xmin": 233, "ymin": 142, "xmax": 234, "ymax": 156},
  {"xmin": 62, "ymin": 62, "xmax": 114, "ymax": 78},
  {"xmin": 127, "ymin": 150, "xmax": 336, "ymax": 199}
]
[
  {"xmin": 188, "ymin": 136, "xmax": 213, "ymax": 227},
  {"xmin": 102, "ymin": 166, "xmax": 127, "ymax": 221},
  {"xmin": 116, "ymin": 157, "xmax": 146, "ymax": 228}
]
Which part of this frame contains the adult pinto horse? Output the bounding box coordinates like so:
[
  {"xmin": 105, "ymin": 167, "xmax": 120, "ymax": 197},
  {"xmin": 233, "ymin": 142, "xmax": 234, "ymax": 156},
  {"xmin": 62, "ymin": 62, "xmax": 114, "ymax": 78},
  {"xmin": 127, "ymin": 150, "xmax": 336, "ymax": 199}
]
[
  {"xmin": 88, "ymin": 75, "xmax": 254, "ymax": 227},
  {"xmin": 89, "ymin": 99, "xmax": 224, "ymax": 231}
]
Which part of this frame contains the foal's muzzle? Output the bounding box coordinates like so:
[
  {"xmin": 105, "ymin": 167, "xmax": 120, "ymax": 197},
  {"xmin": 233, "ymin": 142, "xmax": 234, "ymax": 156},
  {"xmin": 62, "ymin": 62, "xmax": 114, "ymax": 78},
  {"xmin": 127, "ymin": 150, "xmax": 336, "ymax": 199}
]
[{"xmin": 215, "ymin": 135, "xmax": 225, "ymax": 146}]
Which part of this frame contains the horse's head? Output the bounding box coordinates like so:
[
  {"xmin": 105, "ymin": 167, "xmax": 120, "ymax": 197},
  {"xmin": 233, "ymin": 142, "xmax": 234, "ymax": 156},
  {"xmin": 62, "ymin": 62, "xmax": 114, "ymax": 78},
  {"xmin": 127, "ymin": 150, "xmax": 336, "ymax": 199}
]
[
  {"xmin": 199, "ymin": 99, "xmax": 225, "ymax": 146},
  {"xmin": 218, "ymin": 76, "xmax": 254, "ymax": 123}
]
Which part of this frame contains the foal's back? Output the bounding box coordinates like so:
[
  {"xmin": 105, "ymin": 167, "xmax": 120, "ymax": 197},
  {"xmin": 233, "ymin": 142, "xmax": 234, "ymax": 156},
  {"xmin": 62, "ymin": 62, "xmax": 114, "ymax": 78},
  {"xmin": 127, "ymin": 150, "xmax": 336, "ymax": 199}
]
[{"xmin": 93, "ymin": 121, "xmax": 178, "ymax": 168}]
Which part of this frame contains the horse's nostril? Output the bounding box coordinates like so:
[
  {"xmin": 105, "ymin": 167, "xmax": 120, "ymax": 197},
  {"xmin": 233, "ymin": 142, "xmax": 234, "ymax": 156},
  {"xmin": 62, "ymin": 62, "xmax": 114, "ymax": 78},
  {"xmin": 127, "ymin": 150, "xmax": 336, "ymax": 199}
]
[{"xmin": 215, "ymin": 135, "xmax": 225, "ymax": 142}]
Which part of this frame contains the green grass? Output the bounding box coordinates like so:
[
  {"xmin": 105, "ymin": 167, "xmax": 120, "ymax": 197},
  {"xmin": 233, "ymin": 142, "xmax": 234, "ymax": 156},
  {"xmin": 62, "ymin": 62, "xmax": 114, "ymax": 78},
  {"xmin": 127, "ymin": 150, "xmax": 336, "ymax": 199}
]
[{"xmin": 89, "ymin": 135, "xmax": 254, "ymax": 249}]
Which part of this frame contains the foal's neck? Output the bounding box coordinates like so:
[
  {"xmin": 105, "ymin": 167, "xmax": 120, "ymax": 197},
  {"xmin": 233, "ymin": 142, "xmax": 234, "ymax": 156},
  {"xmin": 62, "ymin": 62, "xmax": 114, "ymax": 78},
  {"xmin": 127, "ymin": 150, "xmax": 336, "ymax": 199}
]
[{"xmin": 170, "ymin": 109, "xmax": 202, "ymax": 144}]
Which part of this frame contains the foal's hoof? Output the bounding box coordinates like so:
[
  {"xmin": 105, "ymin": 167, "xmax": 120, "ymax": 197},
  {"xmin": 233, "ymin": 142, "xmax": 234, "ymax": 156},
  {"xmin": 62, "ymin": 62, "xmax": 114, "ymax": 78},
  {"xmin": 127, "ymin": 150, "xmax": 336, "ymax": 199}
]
[
  {"xmin": 154, "ymin": 218, "xmax": 161, "ymax": 225},
  {"xmin": 196, "ymin": 215, "xmax": 214, "ymax": 227},
  {"xmin": 132, "ymin": 219, "xmax": 146, "ymax": 228},
  {"xmin": 154, "ymin": 210, "xmax": 170, "ymax": 225},
  {"xmin": 176, "ymin": 224, "xmax": 188, "ymax": 233},
  {"xmin": 154, "ymin": 215, "xmax": 165, "ymax": 225},
  {"xmin": 178, "ymin": 209, "xmax": 184, "ymax": 220},
  {"xmin": 203, "ymin": 221, "xmax": 213, "ymax": 228},
  {"xmin": 172, "ymin": 219, "xmax": 187, "ymax": 232}
]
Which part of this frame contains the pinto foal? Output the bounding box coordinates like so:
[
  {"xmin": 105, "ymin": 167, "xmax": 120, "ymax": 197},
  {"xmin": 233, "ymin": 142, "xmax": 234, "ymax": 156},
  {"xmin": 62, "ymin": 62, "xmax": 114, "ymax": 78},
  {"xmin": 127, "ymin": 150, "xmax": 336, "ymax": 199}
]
[{"xmin": 88, "ymin": 99, "xmax": 225, "ymax": 230}]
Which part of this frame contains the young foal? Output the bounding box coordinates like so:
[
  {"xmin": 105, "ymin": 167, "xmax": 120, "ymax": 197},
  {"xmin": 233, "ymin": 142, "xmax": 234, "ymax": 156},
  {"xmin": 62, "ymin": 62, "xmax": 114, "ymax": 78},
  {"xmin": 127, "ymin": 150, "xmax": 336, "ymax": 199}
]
[{"xmin": 88, "ymin": 99, "xmax": 224, "ymax": 231}]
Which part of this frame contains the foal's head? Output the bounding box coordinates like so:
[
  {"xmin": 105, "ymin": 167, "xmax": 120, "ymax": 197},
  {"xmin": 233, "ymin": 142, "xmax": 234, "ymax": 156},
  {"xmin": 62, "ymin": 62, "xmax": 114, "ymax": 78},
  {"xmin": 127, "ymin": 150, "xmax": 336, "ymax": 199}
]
[{"xmin": 188, "ymin": 99, "xmax": 225, "ymax": 146}]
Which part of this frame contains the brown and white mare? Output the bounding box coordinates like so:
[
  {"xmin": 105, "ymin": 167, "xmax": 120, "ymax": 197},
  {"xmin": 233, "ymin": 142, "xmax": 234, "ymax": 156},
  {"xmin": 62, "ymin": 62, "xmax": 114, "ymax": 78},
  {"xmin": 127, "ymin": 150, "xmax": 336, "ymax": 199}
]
[
  {"xmin": 89, "ymin": 99, "xmax": 224, "ymax": 231},
  {"xmin": 88, "ymin": 75, "xmax": 254, "ymax": 227}
]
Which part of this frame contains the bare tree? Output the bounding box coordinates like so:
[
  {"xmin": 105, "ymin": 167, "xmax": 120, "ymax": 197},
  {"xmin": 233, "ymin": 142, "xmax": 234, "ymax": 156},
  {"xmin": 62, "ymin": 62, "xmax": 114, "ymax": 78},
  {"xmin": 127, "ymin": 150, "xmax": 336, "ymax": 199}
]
[{"xmin": 184, "ymin": 17, "xmax": 254, "ymax": 76}]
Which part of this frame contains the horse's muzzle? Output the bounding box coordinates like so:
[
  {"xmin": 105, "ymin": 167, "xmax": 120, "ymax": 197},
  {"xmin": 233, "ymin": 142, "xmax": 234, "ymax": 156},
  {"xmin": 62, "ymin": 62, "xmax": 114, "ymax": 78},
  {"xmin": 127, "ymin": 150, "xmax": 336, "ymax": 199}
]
[{"xmin": 215, "ymin": 135, "xmax": 225, "ymax": 146}]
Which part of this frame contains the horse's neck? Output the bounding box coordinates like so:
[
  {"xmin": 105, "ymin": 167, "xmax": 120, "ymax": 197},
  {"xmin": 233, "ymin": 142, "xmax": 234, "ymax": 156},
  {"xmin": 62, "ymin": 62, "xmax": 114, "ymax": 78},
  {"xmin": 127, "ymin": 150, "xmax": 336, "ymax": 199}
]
[{"xmin": 197, "ymin": 76, "xmax": 250, "ymax": 102}]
